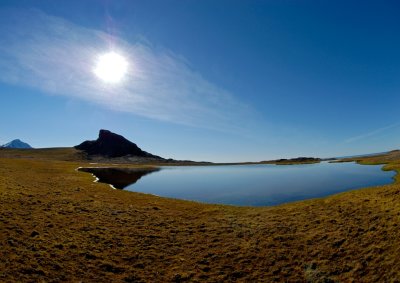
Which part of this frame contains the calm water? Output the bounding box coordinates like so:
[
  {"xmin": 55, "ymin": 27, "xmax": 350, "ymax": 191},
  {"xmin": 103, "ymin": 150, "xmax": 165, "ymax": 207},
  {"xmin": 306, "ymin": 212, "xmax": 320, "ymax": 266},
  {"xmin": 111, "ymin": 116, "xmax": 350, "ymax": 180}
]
[{"xmin": 84, "ymin": 162, "xmax": 395, "ymax": 206}]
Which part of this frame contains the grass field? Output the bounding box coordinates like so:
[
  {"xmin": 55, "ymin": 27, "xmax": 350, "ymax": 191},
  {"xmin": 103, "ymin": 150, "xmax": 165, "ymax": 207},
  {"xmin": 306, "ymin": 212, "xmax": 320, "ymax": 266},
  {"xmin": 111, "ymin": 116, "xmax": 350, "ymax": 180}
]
[{"xmin": 1, "ymin": 148, "xmax": 400, "ymax": 282}]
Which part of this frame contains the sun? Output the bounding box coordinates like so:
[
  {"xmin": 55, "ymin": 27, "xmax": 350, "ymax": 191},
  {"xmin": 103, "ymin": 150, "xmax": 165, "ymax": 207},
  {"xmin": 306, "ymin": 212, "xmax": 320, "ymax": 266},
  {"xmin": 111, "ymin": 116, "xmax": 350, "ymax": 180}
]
[{"xmin": 93, "ymin": 52, "xmax": 128, "ymax": 83}]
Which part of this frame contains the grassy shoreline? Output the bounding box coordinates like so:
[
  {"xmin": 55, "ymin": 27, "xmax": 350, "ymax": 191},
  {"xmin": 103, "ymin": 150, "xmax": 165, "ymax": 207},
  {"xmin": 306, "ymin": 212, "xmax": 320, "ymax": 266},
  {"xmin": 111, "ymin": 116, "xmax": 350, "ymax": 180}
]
[{"xmin": 2, "ymin": 149, "xmax": 400, "ymax": 281}]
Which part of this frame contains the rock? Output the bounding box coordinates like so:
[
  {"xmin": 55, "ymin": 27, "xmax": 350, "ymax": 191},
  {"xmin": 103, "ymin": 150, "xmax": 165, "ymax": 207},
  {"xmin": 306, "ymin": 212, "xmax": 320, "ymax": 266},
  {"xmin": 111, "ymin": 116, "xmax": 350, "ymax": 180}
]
[{"xmin": 75, "ymin": 129, "xmax": 161, "ymax": 158}]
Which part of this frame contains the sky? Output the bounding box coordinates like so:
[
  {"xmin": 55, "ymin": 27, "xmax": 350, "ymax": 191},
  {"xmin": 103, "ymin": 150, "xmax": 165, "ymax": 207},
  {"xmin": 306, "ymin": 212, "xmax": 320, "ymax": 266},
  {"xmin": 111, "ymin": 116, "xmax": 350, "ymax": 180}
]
[{"xmin": 1, "ymin": 0, "xmax": 400, "ymax": 162}]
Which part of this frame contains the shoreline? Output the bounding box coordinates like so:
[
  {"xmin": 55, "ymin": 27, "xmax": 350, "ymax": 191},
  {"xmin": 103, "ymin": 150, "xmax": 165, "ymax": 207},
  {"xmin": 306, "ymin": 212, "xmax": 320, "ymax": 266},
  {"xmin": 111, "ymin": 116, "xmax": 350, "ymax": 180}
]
[
  {"xmin": 2, "ymin": 150, "xmax": 400, "ymax": 281},
  {"xmin": 76, "ymin": 160, "xmax": 396, "ymax": 208}
]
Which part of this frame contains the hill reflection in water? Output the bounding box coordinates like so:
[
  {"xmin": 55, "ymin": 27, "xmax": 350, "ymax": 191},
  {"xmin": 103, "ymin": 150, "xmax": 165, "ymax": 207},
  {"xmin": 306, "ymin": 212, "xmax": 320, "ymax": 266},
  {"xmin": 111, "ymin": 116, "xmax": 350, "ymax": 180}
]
[{"xmin": 78, "ymin": 167, "xmax": 160, "ymax": 189}]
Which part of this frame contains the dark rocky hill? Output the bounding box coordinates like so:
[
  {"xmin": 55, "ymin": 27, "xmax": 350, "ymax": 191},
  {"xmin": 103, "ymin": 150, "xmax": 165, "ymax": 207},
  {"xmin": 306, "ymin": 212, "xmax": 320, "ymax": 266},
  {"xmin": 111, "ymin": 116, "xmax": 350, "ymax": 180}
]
[{"xmin": 75, "ymin": 130, "xmax": 161, "ymax": 159}]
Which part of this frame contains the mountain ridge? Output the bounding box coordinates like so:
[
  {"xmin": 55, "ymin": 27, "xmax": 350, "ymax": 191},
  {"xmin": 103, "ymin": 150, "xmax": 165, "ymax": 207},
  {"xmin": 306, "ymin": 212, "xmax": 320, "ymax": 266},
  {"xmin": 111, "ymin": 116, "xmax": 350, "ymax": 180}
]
[{"xmin": 1, "ymin": 139, "xmax": 32, "ymax": 149}]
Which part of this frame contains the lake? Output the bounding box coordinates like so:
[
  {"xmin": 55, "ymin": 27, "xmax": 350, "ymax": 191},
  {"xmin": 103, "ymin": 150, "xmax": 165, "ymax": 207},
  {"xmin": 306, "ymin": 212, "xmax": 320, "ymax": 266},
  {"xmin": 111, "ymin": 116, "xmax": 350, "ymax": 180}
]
[{"xmin": 80, "ymin": 162, "xmax": 395, "ymax": 206}]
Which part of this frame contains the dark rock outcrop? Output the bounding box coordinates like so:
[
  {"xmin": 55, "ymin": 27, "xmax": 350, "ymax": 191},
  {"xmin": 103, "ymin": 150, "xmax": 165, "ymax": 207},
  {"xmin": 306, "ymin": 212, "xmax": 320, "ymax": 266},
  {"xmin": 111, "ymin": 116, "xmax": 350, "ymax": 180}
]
[
  {"xmin": 260, "ymin": 157, "xmax": 321, "ymax": 165},
  {"xmin": 275, "ymin": 157, "xmax": 321, "ymax": 163},
  {"xmin": 75, "ymin": 129, "xmax": 160, "ymax": 158}
]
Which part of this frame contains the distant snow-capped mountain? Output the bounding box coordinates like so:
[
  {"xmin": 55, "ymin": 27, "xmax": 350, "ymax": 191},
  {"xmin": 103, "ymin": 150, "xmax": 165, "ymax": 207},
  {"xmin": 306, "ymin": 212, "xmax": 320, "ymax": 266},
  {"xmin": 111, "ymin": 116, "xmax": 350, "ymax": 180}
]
[{"xmin": 1, "ymin": 139, "xmax": 32, "ymax": 149}]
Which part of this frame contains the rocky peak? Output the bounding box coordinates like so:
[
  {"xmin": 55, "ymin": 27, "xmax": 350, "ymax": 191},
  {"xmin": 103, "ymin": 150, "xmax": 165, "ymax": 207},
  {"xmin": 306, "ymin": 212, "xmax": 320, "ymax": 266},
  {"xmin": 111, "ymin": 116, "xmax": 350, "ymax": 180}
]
[{"xmin": 75, "ymin": 129, "xmax": 160, "ymax": 158}]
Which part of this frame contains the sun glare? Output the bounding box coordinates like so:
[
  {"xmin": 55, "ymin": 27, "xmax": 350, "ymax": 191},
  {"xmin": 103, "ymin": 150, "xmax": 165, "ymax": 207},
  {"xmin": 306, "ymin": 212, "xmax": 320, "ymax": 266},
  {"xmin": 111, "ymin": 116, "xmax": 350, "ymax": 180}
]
[{"xmin": 93, "ymin": 52, "xmax": 128, "ymax": 83}]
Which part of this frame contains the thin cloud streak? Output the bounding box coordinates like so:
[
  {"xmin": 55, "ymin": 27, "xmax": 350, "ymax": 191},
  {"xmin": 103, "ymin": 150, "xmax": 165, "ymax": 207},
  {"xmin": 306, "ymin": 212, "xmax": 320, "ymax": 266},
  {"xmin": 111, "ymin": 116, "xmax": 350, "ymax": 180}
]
[
  {"xmin": 344, "ymin": 122, "xmax": 400, "ymax": 143},
  {"xmin": 0, "ymin": 9, "xmax": 254, "ymax": 131}
]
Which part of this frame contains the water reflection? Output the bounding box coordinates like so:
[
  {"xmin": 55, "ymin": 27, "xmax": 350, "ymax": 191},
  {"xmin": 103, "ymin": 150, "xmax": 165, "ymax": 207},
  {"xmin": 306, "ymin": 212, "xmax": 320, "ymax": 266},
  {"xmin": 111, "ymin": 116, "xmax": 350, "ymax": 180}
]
[
  {"xmin": 79, "ymin": 162, "xmax": 395, "ymax": 206},
  {"xmin": 78, "ymin": 167, "xmax": 160, "ymax": 189}
]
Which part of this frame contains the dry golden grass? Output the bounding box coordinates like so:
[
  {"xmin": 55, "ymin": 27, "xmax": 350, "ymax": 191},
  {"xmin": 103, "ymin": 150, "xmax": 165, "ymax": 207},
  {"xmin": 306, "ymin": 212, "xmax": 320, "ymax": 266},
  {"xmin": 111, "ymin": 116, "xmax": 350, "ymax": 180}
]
[{"xmin": 1, "ymin": 149, "xmax": 400, "ymax": 282}]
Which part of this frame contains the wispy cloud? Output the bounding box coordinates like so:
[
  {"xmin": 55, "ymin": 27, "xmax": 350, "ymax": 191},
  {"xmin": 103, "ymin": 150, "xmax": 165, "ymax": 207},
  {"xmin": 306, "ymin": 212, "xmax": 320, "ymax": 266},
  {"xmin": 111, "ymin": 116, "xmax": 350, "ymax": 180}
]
[
  {"xmin": 0, "ymin": 9, "xmax": 254, "ymax": 131},
  {"xmin": 344, "ymin": 122, "xmax": 400, "ymax": 143}
]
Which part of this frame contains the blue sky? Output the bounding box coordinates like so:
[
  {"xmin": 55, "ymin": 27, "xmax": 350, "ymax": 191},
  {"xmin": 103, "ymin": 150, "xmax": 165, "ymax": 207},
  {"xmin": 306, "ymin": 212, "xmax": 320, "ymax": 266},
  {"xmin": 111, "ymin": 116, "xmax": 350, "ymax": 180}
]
[{"xmin": 1, "ymin": 0, "xmax": 400, "ymax": 162}]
